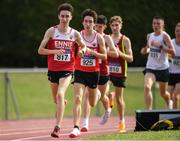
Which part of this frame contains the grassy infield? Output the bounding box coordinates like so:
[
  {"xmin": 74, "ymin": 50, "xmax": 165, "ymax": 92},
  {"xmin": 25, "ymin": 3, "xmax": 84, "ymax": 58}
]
[{"xmin": 0, "ymin": 72, "xmax": 179, "ymax": 140}]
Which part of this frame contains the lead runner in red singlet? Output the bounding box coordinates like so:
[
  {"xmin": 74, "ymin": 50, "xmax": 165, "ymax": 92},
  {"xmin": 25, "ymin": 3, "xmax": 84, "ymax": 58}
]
[
  {"xmin": 38, "ymin": 3, "xmax": 86, "ymax": 138},
  {"xmin": 69, "ymin": 9, "xmax": 107, "ymax": 138}
]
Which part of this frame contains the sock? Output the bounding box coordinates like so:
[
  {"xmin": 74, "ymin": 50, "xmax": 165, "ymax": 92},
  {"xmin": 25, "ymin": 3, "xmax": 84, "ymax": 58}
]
[
  {"xmin": 83, "ymin": 118, "xmax": 89, "ymax": 127},
  {"xmin": 56, "ymin": 125, "xmax": 60, "ymax": 129},
  {"xmin": 74, "ymin": 125, "xmax": 79, "ymax": 129},
  {"xmin": 106, "ymin": 108, "xmax": 111, "ymax": 112}
]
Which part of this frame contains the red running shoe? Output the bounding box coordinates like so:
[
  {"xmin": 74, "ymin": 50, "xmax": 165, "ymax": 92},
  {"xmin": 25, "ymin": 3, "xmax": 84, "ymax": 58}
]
[{"xmin": 51, "ymin": 126, "xmax": 60, "ymax": 138}]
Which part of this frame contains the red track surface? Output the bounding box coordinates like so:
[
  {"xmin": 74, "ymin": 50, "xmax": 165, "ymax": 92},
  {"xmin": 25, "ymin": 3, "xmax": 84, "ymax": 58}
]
[{"xmin": 0, "ymin": 116, "xmax": 135, "ymax": 140}]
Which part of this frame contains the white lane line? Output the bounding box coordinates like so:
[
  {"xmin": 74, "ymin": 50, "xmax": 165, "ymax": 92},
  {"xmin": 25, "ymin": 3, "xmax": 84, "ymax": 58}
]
[
  {"xmin": 11, "ymin": 129, "xmax": 116, "ymax": 140},
  {"xmin": 0, "ymin": 130, "xmax": 51, "ymax": 136},
  {"xmin": 1, "ymin": 125, "xmax": 72, "ymax": 132},
  {"xmin": 0, "ymin": 124, "xmax": 116, "ymax": 136},
  {"xmin": 10, "ymin": 127, "xmax": 134, "ymax": 140}
]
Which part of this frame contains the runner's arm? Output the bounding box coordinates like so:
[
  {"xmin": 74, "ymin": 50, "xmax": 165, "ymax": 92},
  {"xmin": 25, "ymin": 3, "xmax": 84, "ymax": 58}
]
[
  {"xmin": 118, "ymin": 36, "xmax": 133, "ymax": 63},
  {"xmin": 87, "ymin": 34, "xmax": 107, "ymax": 60},
  {"xmin": 105, "ymin": 35, "xmax": 119, "ymax": 58},
  {"xmin": 162, "ymin": 33, "xmax": 176, "ymax": 56},
  {"xmin": 140, "ymin": 34, "xmax": 150, "ymax": 55},
  {"xmin": 38, "ymin": 27, "xmax": 65, "ymax": 55}
]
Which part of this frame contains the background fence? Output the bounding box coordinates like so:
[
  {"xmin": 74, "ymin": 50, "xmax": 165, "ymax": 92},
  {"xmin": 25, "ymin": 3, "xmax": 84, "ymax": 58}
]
[{"xmin": 0, "ymin": 68, "xmax": 163, "ymax": 120}]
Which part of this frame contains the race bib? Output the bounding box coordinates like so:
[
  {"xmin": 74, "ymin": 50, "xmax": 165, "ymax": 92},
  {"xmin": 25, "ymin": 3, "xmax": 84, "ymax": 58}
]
[
  {"xmin": 80, "ymin": 55, "xmax": 96, "ymax": 66},
  {"xmin": 173, "ymin": 59, "xmax": 180, "ymax": 67},
  {"xmin": 150, "ymin": 52, "xmax": 161, "ymax": 59},
  {"xmin": 150, "ymin": 48, "xmax": 161, "ymax": 59},
  {"xmin": 54, "ymin": 54, "xmax": 70, "ymax": 62},
  {"xmin": 81, "ymin": 58, "xmax": 95, "ymax": 66},
  {"xmin": 109, "ymin": 62, "xmax": 121, "ymax": 73}
]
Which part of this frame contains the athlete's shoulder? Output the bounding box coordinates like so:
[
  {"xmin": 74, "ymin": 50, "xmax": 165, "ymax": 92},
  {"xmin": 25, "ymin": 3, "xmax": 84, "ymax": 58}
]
[
  {"xmin": 45, "ymin": 26, "xmax": 56, "ymax": 37},
  {"xmin": 121, "ymin": 34, "xmax": 128, "ymax": 42},
  {"xmin": 162, "ymin": 31, "xmax": 171, "ymax": 40},
  {"xmin": 71, "ymin": 28, "xmax": 81, "ymax": 39},
  {"xmin": 70, "ymin": 27, "xmax": 80, "ymax": 34},
  {"xmin": 96, "ymin": 32, "xmax": 103, "ymax": 39},
  {"xmin": 171, "ymin": 38, "xmax": 175, "ymax": 42},
  {"xmin": 147, "ymin": 32, "xmax": 153, "ymax": 39}
]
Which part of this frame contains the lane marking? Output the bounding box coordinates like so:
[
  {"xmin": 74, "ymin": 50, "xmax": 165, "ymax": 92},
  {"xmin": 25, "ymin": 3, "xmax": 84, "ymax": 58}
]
[{"xmin": 11, "ymin": 128, "xmax": 134, "ymax": 140}]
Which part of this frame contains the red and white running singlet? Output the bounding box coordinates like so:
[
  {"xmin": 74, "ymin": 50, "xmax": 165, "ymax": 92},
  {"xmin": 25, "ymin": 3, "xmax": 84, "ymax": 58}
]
[
  {"xmin": 47, "ymin": 26, "xmax": 77, "ymax": 71},
  {"xmin": 75, "ymin": 30, "xmax": 100, "ymax": 72}
]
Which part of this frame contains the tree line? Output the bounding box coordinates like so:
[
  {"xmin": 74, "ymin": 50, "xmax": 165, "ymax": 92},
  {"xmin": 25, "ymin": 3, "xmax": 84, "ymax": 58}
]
[{"xmin": 0, "ymin": 0, "xmax": 179, "ymax": 67}]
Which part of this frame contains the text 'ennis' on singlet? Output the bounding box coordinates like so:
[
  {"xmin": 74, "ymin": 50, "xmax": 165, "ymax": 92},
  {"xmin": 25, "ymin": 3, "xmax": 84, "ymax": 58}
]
[
  {"xmin": 47, "ymin": 26, "xmax": 76, "ymax": 71},
  {"xmin": 146, "ymin": 31, "xmax": 169, "ymax": 70},
  {"xmin": 75, "ymin": 30, "xmax": 100, "ymax": 72},
  {"xmin": 108, "ymin": 35, "xmax": 127, "ymax": 77},
  {"xmin": 169, "ymin": 39, "xmax": 180, "ymax": 74}
]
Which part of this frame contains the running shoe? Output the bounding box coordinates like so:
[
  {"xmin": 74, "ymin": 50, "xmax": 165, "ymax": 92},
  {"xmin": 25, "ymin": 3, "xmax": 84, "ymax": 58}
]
[
  {"xmin": 69, "ymin": 128, "xmax": 80, "ymax": 138},
  {"xmin": 99, "ymin": 108, "xmax": 111, "ymax": 125},
  {"xmin": 51, "ymin": 126, "xmax": 60, "ymax": 138},
  {"xmin": 118, "ymin": 121, "xmax": 126, "ymax": 133}
]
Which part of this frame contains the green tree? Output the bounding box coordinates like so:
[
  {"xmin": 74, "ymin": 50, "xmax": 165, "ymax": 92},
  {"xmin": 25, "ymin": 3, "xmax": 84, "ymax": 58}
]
[{"xmin": 0, "ymin": 0, "xmax": 179, "ymax": 67}]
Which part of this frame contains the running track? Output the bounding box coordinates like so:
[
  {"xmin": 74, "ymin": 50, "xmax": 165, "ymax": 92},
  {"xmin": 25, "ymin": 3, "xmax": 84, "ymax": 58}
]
[{"xmin": 0, "ymin": 116, "xmax": 135, "ymax": 140}]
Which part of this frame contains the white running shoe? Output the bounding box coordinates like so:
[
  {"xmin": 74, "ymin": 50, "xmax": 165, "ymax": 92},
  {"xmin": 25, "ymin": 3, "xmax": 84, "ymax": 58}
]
[
  {"xmin": 99, "ymin": 108, "xmax": 111, "ymax": 125},
  {"xmin": 69, "ymin": 128, "xmax": 80, "ymax": 138},
  {"xmin": 168, "ymin": 100, "xmax": 173, "ymax": 109}
]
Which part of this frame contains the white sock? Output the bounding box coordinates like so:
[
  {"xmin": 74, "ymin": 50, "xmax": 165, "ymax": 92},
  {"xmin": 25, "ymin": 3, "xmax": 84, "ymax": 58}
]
[
  {"xmin": 106, "ymin": 108, "xmax": 111, "ymax": 112},
  {"xmin": 83, "ymin": 118, "xmax": 89, "ymax": 127}
]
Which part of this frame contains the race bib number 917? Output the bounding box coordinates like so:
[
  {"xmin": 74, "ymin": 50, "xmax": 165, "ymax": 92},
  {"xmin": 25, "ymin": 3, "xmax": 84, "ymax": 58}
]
[{"xmin": 54, "ymin": 54, "xmax": 70, "ymax": 62}]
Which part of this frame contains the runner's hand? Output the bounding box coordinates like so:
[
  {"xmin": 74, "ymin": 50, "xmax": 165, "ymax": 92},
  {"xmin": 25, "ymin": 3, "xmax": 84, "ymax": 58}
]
[{"xmin": 54, "ymin": 49, "xmax": 65, "ymax": 55}]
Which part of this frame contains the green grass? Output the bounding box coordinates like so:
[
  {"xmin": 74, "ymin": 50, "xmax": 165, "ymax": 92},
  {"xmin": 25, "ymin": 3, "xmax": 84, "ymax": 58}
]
[
  {"xmin": 87, "ymin": 130, "xmax": 180, "ymax": 140},
  {"xmin": 0, "ymin": 71, "xmax": 167, "ymax": 120}
]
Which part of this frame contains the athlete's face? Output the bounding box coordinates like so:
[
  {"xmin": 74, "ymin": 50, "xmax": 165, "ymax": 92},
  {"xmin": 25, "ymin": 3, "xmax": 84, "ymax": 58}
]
[
  {"xmin": 95, "ymin": 24, "xmax": 106, "ymax": 34},
  {"xmin": 83, "ymin": 16, "xmax": 95, "ymax": 31},
  {"xmin": 58, "ymin": 10, "xmax": 72, "ymax": 26},
  {"xmin": 110, "ymin": 21, "xmax": 122, "ymax": 34},
  {"xmin": 152, "ymin": 19, "xmax": 164, "ymax": 33},
  {"xmin": 175, "ymin": 26, "xmax": 180, "ymax": 39}
]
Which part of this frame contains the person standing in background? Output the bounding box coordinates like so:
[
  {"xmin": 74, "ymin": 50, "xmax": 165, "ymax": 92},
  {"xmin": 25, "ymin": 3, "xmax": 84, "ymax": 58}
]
[
  {"xmin": 168, "ymin": 22, "xmax": 180, "ymax": 109},
  {"xmin": 109, "ymin": 16, "xmax": 133, "ymax": 133},
  {"xmin": 38, "ymin": 3, "xmax": 86, "ymax": 138},
  {"xmin": 140, "ymin": 16, "xmax": 175, "ymax": 110}
]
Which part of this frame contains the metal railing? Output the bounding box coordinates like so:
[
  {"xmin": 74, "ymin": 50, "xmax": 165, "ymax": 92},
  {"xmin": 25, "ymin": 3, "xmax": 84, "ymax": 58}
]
[{"xmin": 0, "ymin": 67, "xmax": 158, "ymax": 120}]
